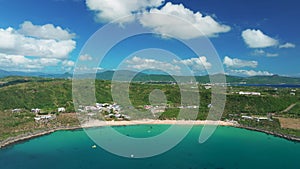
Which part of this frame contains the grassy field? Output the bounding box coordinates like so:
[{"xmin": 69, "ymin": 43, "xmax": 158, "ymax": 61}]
[
  {"xmin": 277, "ymin": 117, "xmax": 300, "ymax": 130},
  {"xmin": 0, "ymin": 111, "xmax": 79, "ymax": 141}
]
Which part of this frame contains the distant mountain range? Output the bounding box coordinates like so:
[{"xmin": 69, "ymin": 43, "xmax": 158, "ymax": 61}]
[{"xmin": 1, "ymin": 69, "xmax": 300, "ymax": 85}]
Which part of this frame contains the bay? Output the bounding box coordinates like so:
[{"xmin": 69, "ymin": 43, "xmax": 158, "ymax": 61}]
[{"xmin": 0, "ymin": 125, "xmax": 299, "ymax": 169}]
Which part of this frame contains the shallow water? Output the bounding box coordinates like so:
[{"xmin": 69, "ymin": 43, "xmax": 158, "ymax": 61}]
[{"xmin": 0, "ymin": 125, "xmax": 299, "ymax": 169}]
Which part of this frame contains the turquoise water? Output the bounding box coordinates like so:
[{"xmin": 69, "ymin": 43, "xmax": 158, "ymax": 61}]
[{"xmin": 0, "ymin": 125, "xmax": 299, "ymax": 169}]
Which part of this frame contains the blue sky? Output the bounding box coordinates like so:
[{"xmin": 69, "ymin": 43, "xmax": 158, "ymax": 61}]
[{"xmin": 0, "ymin": 0, "xmax": 299, "ymax": 76}]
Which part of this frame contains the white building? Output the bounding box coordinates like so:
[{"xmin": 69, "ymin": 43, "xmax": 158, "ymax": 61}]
[
  {"xmin": 31, "ymin": 108, "xmax": 41, "ymax": 113},
  {"xmin": 34, "ymin": 115, "xmax": 55, "ymax": 122},
  {"xmin": 12, "ymin": 109, "xmax": 21, "ymax": 113},
  {"xmin": 239, "ymin": 91, "xmax": 261, "ymax": 96},
  {"xmin": 241, "ymin": 116, "xmax": 253, "ymax": 120},
  {"xmin": 58, "ymin": 107, "xmax": 66, "ymax": 113}
]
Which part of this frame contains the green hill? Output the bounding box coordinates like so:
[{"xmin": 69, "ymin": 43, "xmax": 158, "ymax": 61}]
[
  {"xmin": 1, "ymin": 76, "xmax": 300, "ymax": 140},
  {"xmin": 0, "ymin": 76, "xmax": 299, "ymax": 118}
]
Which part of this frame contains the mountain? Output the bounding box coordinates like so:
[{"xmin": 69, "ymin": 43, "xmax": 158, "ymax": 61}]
[
  {"xmin": 0, "ymin": 69, "xmax": 72, "ymax": 79},
  {"xmin": 0, "ymin": 69, "xmax": 10, "ymax": 78},
  {"xmin": 1, "ymin": 69, "xmax": 300, "ymax": 84}
]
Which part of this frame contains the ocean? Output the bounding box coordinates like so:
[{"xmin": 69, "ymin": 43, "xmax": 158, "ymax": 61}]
[{"xmin": 0, "ymin": 125, "xmax": 299, "ymax": 169}]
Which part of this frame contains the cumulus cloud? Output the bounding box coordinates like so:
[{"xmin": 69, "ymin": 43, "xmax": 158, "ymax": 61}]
[
  {"xmin": 86, "ymin": 0, "xmax": 164, "ymax": 23},
  {"xmin": 253, "ymin": 49, "xmax": 265, "ymax": 55},
  {"xmin": 253, "ymin": 49, "xmax": 279, "ymax": 57},
  {"xmin": 242, "ymin": 29, "xmax": 278, "ymax": 48},
  {"xmin": 19, "ymin": 21, "xmax": 75, "ymax": 40},
  {"xmin": 229, "ymin": 69, "xmax": 273, "ymax": 76},
  {"xmin": 266, "ymin": 53, "xmax": 279, "ymax": 57},
  {"xmin": 85, "ymin": 1, "xmax": 230, "ymax": 39},
  {"xmin": 0, "ymin": 53, "xmax": 60, "ymax": 71},
  {"xmin": 139, "ymin": 2, "xmax": 231, "ymax": 39},
  {"xmin": 75, "ymin": 66, "xmax": 103, "ymax": 73},
  {"xmin": 62, "ymin": 60, "xmax": 75, "ymax": 67},
  {"xmin": 0, "ymin": 23, "xmax": 76, "ymax": 59},
  {"xmin": 124, "ymin": 55, "xmax": 212, "ymax": 75},
  {"xmin": 125, "ymin": 56, "xmax": 180, "ymax": 72},
  {"xmin": 79, "ymin": 54, "xmax": 93, "ymax": 61},
  {"xmin": 223, "ymin": 56, "xmax": 257, "ymax": 68},
  {"xmin": 0, "ymin": 28, "xmax": 16, "ymax": 49},
  {"xmin": 173, "ymin": 56, "xmax": 211, "ymax": 70},
  {"xmin": 0, "ymin": 21, "xmax": 76, "ymax": 72},
  {"xmin": 279, "ymin": 42, "xmax": 296, "ymax": 49}
]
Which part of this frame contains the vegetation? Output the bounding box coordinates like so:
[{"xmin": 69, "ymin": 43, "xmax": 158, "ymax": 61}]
[{"xmin": 1, "ymin": 76, "xmax": 300, "ymax": 141}]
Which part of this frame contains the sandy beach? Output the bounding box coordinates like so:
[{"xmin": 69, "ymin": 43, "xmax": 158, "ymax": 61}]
[{"xmin": 80, "ymin": 119, "xmax": 238, "ymax": 128}]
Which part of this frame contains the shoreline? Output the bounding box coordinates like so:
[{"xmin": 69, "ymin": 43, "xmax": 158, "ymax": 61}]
[
  {"xmin": 1, "ymin": 120, "xmax": 299, "ymax": 149},
  {"xmin": 236, "ymin": 125, "xmax": 300, "ymax": 142},
  {"xmin": 0, "ymin": 126, "xmax": 82, "ymax": 149}
]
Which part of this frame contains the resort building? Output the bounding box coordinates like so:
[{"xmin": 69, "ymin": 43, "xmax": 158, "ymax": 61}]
[
  {"xmin": 238, "ymin": 91, "xmax": 261, "ymax": 96},
  {"xmin": 31, "ymin": 108, "xmax": 41, "ymax": 113},
  {"xmin": 11, "ymin": 109, "xmax": 22, "ymax": 113},
  {"xmin": 34, "ymin": 115, "xmax": 56, "ymax": 123},
  {"xmin": 58, "ymin": 107, "xmax": 66, "ymax": 113},
  {"xmin": 80, "ymin": 103, "xmax": 130, "ymax": 121}
]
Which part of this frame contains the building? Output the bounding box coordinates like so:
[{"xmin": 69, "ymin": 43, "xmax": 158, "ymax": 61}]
[
  {"xmin": 241, "ymin": 116, "xmax": 253, "ymax": 120},
  {"xmin": 34, "ymin": 115, "xmax": 55, "ymax": 123},
  {"xmin": 239, "ymin": 91, "xmax": 261, "ymax": 96},
  {"xmin": 12, "ymin": 109, "xmax": 22, "ymax": 113},
  {"xmin": 204, "ymin": 85, "xmax": 212, "ymax": 90},
  {"xmin": 31, "ymin": 108, "xmax": 41, "ymax": 113},
  {"xmin": 58, "ymin": 107, "xmax": 66, "ymax": 113}
]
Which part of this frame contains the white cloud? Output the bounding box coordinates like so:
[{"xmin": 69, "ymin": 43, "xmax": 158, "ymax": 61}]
[
  {"xmin": 279, "ymin": 42, "xmax": 296, "ymax": 49},
  {"xmin": 62, "ymin": 60, "xmax": 75, "ymax": 67},
  {"xmin": 86, "ymin": 1, "xmax": 230, "ymax": 39},
  {"xmin": 75, "ymin": 66, "xmax": 103, "ymax": 72},
  {"xmin": 19, "ymin": 21, "xmax": 75, "ymax": 41},
  {"xmin": 0, "ymin": 53, "xmax": 60, "ymax": 71},
  {"xmin": 253, "ymin": 49, "xmax": 279, "ymax": 57},
  {"xmin": 0, "ymin": 22, "xmax": 76, "ymax": 72},
  {"xmin": 173, "ymin": 56, "xmax": 211, "ymax": 70},
  {"xmin": 86, "ymin": 0, "xmax": 164, "ymax": 23},
  {"xmin": 0, "ymin": 27, "xmax": 16, "ymax": 49},
  {"xmin": 125, "ymin": 56, "xmax": 181, "ymax": 72},
  {"xmin": 61, "ymin": 60, "xmax": 75, "ymax": 72},
  {"xmin": 266, "ymin": 53, "xmax": 279, "ymax": 57},
  {"xmin": 79, "ymin": 54, "xmax": 93, "ymax": 61},
  {"xmin": 253, "ymin": 49, "xmax": 265, "ymax": 55},
  {"xmin": 223, "ymin": 56, "xmax": 257, "ymax": 68},
  {"xmin": 0, "ymin": 23, "xmax": 76, "ymax": 59},
  {"xmin": 229, "ymin": 69, "xmax": 273, "ymax": 76},
  {"xmin": 124, "ymin": 56, "xmax": 211, "ymax": 75},
  {"xmin": 139, "ymin": 2, "xmax": 231, "ymax": 39},
  {"xmin": 242, "ymin": 29, "xmax": 278, "ymax": 48}
]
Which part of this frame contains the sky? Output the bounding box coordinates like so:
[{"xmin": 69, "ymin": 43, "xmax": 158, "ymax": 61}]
[{"xmin": 0, "ymin": 0, "xmax": 299, "ymax": 77}]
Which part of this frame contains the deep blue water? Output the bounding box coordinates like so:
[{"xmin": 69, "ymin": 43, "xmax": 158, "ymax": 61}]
[{"xmin": 0, "ymin": 125, "xmax": 299, "ymax": 169}]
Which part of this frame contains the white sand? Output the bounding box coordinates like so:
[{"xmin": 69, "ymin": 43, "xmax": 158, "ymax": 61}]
[{"xmin": 81, "ymin": 119, "xmax": 237, "ymax": 128}]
